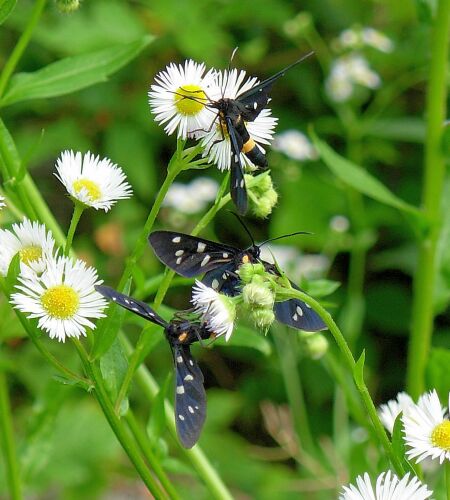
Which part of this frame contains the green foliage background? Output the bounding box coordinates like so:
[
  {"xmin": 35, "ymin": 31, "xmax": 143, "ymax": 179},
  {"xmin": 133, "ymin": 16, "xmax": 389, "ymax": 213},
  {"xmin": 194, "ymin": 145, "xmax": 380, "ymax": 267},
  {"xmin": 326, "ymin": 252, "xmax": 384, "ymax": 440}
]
[{"xmin": 0, "ymin": 0, "xmax": 449, "ymax": 498}]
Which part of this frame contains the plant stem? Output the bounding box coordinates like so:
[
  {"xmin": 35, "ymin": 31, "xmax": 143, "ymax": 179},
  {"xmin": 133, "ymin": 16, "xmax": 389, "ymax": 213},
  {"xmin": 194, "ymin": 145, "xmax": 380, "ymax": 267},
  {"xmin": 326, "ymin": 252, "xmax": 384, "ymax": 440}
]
[
  {"xmin": 120, "ymin": 333, "xmax": 233, "ymax": 500},
  {"xmin": 0, "ymin": 0, "xmax": 47, "ymax": 99},
  {"xmin": 65, "ymin": 203, "xmax": 85, "ymax": 255},
  {"xmin": 406, "ymin": 0, "xmax": 450, "ymax": 398},
  {"xmin": 446, "ymin": 461, "xmax": 450, "ymax": 500},
  {"xmin": 272, "ymin": 329, "xmax": 316, "ymax": 457},
  {"xmin": 284, "ymin": 288, "xmax": 405, "ymax": 475},
  {"xmin": 73, "ymin": 340, "xmax": 170, "ymax": 498},
  {"xmin": 0, "ymin": 372, "xmax": 22, "ymax": 500},
  {"xmin": 124, "ymin": 411, "xmax": 181, "ymax": 500}
]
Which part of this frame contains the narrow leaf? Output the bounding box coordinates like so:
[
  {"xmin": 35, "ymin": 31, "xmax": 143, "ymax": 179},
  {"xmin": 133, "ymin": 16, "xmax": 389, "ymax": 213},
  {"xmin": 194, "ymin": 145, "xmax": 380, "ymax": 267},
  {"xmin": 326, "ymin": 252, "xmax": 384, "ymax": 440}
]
[
  {"xmin": 99, "ymin": 337, "xmax": 129, "ymax": 403},
  {"xmin": 1, "ymin": 36, "xmax": 152, "ymax": 106},
  {"xmin": 311, "ymin": 130, "xmax": 422, "ymax": 218},
  {"xmin": 0, "ymin": 0, "xmax": 16, "ymax": 25},
  {"xmin": 147, "ymin": 374, "xmax": 171, "ymax": 445},
  {"xmin": 5, "ymin": 253, "xmax": 20, "ymax": 296},
  {"xmin": 392, "ymin": 413, "xmax": 418, "ymax": 475},
  {"xmin": 353, "ymin": 350, "xmax": 365, "ymax": 387}
]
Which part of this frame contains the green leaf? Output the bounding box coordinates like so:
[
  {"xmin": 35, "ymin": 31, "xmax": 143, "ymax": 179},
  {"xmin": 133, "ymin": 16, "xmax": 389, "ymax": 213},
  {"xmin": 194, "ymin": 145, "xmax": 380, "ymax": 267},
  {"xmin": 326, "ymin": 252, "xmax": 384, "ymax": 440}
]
[
  {"xmin": 353, "ymin": 350, "xmax": 365, "ymax": 387},
  {"xmin": 5, "ymin": 253, "xmax": 20, "ymax": 296},
  {"xmin": 434, "ymin": 179, "xmax": 450, "ymax": 313},
  {"xmin": 99, "ymin": 337, "xmax": 129, "ymax": 413},
  {"xmin": 92, "ymin": 280, "xmax": 131, "ymax": 360},
  {"xmin": 302, "ymin": 279, "xmax": 340, "ymax": 298},
  {"xmin": 214, "ymin": 325, "xmax": 272, "ymax": 356},
  {"xmin": 391, "ymin": 413, "xmax": 418, "ymax": 475},
  {"xmin": 310, "ymin": 130, "xmax": 422, "ymax": 218},
  {"xmin": 1, "ymin": 36, "xmax": 152, "ymax": 107},
  {"xmin": 426, "ymin": 347, "xmax": 450, "ymax": 398},
  {"xmin": 147, "ymin": 374, "xmax": 171, "ymax": 445},
  {"xmin": 0, "ymin": 0, "xmax": 16, "ymax": 25}
]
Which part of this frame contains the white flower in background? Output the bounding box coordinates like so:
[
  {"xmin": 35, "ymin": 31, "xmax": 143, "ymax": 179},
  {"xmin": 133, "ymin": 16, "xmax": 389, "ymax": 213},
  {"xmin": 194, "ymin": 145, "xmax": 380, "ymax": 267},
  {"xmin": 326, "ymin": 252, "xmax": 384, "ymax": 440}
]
[
  {"xmin": 335, "ymin": 26, "xmax": 393, "ymax": 53},
  {"xmin": 163, "ymin": 177, "xmax": 219, "ymax": 214},
  {"xmin": 378, "ymin": 392, "xmax": 415, "ymax": 434},
  {"xmin": 339, "ymin": 471, "xmax": 432, "ymax": 500},
  {"xmin": 330, "ymin": 215, "xmax": 350, "ymax": 233},
  {"xmin": 55, "ymin": 151, "xmax": 132, "ymax": 212},
  {"xmin": 11, "ymin": 256, "xmax": 107, "ymax": 342},
  {"xmin": 326, "ymin": 54, "xmax": 381, "ymax": 102},
  {"xmin": 0, "ymin": 219, "xmax": 56, "ymax": 276},
  {"xmin": 148, "ymin": 60, "xmax": 218, "ymax": 138},
  {"xmin": 403, "ymin": 390, "xmax": 450, "ymax": 464},
  {"xmin": 272, "ymin": 130, "xmax": 318, "ymax": 161},
  {"xmin": 191, "ymin": 280, "xmax": 236, "ymax": 341},
  {"xmin": 0, "ymin": 195, "xmax": 5, "ymax": 210},
  {"xmin": 199, "ymin": 69, "xmax": 277, "ymax": 171}
]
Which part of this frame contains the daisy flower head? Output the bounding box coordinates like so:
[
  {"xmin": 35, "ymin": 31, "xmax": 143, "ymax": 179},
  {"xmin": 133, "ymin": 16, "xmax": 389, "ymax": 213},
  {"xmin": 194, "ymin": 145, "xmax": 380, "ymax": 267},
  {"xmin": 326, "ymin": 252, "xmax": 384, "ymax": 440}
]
[
  {"xmin": 148, "ymin": 60, "xmax": 219, "ymax": 138},
  {"xmin": 272, "ymin": 130, "xmax": 318, "ymax": 161},
  {"xmin": 0, "ymin": 219, "xmax": 56, "ymax": 276},
  {"xmin": 11, "ymin": 255, "xmax": 107, "ymax": 342},
  {"xmin": 199, "ymin": 69, "xmax": 278, "ymax": 171},
  {"xmin": 0, "ymin": 195, "xmax": 5, "ymax": 210},
  {"xmin": 402, "ymin": 389, "xmax": 450, "ymax": 465},
  {"xmin": 378, "ymin": 391, "xmax": 415, "ymax": 434},
  {"xmin": 55, "ymin": 150, "xmax": 132, "ymax": 212},
  {"xmin": 191, "ymin": 280, "xmax": 236, "ymax": 341},
  {"xmin": 339, "ymin": 471, "xmax": 432, "ymax": 500}
]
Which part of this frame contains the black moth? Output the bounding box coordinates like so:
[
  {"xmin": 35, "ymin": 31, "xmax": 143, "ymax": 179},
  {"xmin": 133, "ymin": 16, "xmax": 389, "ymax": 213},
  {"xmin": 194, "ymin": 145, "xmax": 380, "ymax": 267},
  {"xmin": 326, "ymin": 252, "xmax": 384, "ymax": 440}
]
[
  {"xmin": 148, "ymin": 230, "xmax": 327, "ymax": 333},
  {"xmin": 204, "ymin": 52, "xmax": 313, "ymax": 215},
  {"xmin": 95, "ymin": 285, "xmax": 211, "ymax": 449}
]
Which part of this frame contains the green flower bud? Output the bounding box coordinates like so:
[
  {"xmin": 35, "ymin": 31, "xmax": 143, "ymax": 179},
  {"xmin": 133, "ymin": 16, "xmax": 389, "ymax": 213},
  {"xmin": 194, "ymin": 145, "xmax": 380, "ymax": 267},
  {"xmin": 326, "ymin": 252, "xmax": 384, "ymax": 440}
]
[
  {"xmin": 238, "ymin": 262, "xmax": 266, "ymax": 284},
  {"xmin": 243, "ymin": 282, "xmax": 274, "ymax": 308},
  {"xmin": 302, "ymin": 333, "xmax": 329, "ymax": 360},
  {"xmin": 246, "ymin": 172, "xmax": 278, "ymax": 219},
  {"xmin": 54, "ymin": 0, "xmax": 80, "ymax": 13},
  {"xmin": 250, "ymin": 307, "xmax": 275, "ymax": 329}
]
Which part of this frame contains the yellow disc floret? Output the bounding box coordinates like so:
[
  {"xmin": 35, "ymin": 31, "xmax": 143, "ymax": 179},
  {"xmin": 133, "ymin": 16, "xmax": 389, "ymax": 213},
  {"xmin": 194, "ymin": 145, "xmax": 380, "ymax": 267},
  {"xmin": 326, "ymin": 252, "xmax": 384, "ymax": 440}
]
[
  {"xmin": 431, "ymin": 420, "xmax": 450, "ymax": 450},
  {"xmin": 175, "ymin": 84, "xmax": 206, "ymax": 115},
  {"xmin": 19, "ymin": 245, "xmax": 43, "ymax": 265},
  {"xmin": 73, "ymin": 179, "xmax": 102, "ymax": 202},
  {"xmin": 41, "ymin": 285, "xmax": 80, "ymax": 319}
]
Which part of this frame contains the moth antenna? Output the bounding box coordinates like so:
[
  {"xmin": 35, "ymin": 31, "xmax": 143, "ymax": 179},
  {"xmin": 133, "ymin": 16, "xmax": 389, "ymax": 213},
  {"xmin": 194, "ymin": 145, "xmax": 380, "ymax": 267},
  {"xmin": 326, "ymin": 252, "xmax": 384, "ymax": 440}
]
[
  {"xmin": 259, "ymin": 231, "xmax": 312, "ymax": 247},
  {"xmin": 228, "ymin": 211, "xmax": 255, "ymax": 247}
]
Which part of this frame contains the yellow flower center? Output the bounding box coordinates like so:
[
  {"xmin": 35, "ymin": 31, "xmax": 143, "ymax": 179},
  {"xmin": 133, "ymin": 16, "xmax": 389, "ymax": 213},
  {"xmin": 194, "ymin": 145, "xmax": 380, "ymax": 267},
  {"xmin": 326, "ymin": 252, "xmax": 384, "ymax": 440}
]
[
  {"xmin": 431, "ymin": 420, "xmax": 450, "ymax": 451},
  {"xmin": 41, "ymin": 285, "xmax": 79, "ymax": 319},
  {"xmin": 73, "ymin": 179, "xmax": 101, "ymax": 202},
  {"xmin": 19, "ymin": 245, "xmax": 42, "ymax": 265},
  {"xmin": 174, "ymin": 84, "xmax": 206, "ymax": 115}
]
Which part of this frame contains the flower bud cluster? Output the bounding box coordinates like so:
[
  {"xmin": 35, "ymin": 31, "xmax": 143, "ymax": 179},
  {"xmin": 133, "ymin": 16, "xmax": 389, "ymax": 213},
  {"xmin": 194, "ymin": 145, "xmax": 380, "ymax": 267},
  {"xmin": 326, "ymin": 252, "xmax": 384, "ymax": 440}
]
[{"xmin": 245, "ymin": 172, "xmax": 278, "ymax": 218}]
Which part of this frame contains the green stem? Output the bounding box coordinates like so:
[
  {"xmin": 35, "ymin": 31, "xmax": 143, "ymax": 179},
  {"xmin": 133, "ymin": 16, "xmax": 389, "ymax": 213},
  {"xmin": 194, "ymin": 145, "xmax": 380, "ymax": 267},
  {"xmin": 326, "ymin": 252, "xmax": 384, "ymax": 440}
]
[
  {"xmin": 0, "ymin": 0, "xmax": 47, "ymax": 99},
  {"xmin": 272, "ymin": 329, "xmax": 316, "ymax": 457},
  {"xmin": 406, "ymin": 0, "xmax": 450, "ymax": 398},
  {"xmin": 65, "ymin": 203, "xmax": 85, "ymax": 255},
  {"xmin": 73, "ymin": 340, "xmax": 169, "ymax": 498},
  {"xmin": 0, "ymin": 372, "xmax": 22, "ymax": 500},
  {"xmin": 284, "ymin": 289, "xmax": 405, "ymax": 475},
  {"xmin": 124, "ymin": 411, "xmax": 181, "ymax": 500},
  {"xmin": 120, "ymin": 333, "xmax": 233, "ymax": 500},
  {"xmin": 446, "ymin": 461, "xmax": 450, "ymax": 500}
]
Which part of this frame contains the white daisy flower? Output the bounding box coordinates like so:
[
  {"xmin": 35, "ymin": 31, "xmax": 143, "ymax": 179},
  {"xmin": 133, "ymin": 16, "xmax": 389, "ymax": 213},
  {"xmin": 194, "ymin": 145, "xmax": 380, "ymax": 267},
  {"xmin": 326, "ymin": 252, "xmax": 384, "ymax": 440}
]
[
  {"xmin": 340, "ymin": 471, "xmax": 432, "ymax": 500},
  {"xmin": 272, "ymin": 130, "xmax": 317, "ymax": 161},
  {"xmin": 403, "ymin": 389, "xmax": 450, "ymax": 464},
  {"xmin": 334, "ymin": 27, "xmax": 393, "ymax": 53},
  {"xmin": 0, "ymin": 195, "xmax": 5, "ymax": 210},
  {"xmin": 148, "ymin": 60, "xmax": 218, "ymax": 138},
  {"xmin": 199, "ymin": 69, "xmax": 277, "ymax": 171},
  {"xmin": 0, "ymin": 219, "xmax": 56, "ymax": 276},
  {"xmin": 11, "ymin": 256, "xmax": 107, "ymax": 342},
  {"xmin": 361, "ymin": 27, "xmax": 394, "ymax": 53},
  {"xmin": 55, "ymin": 150, "xmax": 132, "ymax": 212},
  {"xmin": 191, "ymin": 280, "xmax": 236, "ymax": 341},
  {"xmin": 378, "ymin": 392, "xmax": 415, "ymax": 434}
]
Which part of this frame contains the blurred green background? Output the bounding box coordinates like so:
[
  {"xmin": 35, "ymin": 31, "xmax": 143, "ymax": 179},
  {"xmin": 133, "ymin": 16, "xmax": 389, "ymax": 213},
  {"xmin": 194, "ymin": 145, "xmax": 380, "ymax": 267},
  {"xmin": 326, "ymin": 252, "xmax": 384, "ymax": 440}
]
[{"xmin": 1, "ymin": 0, "xmax": 449, "ymax": 498}]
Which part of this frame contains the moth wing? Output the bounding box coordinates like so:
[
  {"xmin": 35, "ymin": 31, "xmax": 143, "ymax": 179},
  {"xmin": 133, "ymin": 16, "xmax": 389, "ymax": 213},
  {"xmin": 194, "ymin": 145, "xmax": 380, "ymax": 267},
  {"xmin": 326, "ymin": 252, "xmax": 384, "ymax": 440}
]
[{"xmin": 226, "ymin": 116, "xmax": 248, "ymax": 215}]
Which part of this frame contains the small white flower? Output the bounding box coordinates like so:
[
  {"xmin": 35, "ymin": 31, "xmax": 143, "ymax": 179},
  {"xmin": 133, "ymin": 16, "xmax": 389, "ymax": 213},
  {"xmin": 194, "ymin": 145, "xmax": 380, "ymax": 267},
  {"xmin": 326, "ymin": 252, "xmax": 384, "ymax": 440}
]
[
  {"xmin": 330, "ymin": 215, "xmax": 350, "ymax": 233},
  {"xmin": 361, "ymin": 27, "xmax": 394, "ymax": 53},
  {"xmin": 378, "ymin": 392, "xmax": 415, "ymax": 434},
  {"xmin": 191, "ymin": 280, "xmax": 236, "ymax": 341},
  {"xmin": 11, "ymin": 256, "xmax": 107, "ymax": 342},
  {"xmin": 0, "ymin": 219, "xmax": 56, "ymax": 276},
  {"xmin": 55, "ymin": 151, "xmax": 132, "ymax": 212},
  {"xmin": 403, "ymin": 389, "xmax": 450, "ymax": 465},
  {"xmin": 0, "ymin": 195, "xmax": 5, "ymax": 210},
  {"xmin": 148, "ymin": 60, "xmax": 218, "ymax": 138},
  {"xmin": 272, "ymin": 130, "xmax": 317, "ymax": 161},
  {"xmin": 199, "ymin": 69, "xmax": 277, "ymax": 171},
  {"xmin": 340, "ymin": 471, "xmax": 432, "ymax": 500},
  {"xmin": 326, "ymin": 54, "xmax": 381, "ymax": 102},
  {"xmin": 163, "ymin": 177, "xmax": 219, "ymax": 214}
]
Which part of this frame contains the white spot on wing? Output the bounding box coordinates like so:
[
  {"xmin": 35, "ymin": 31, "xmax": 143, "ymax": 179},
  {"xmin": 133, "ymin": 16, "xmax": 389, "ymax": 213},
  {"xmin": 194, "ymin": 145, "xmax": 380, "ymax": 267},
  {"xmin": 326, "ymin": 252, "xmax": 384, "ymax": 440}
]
[
  {"xmin": 188, "ymin": 406, "xmax": 194, "ymax": 413},
  {"xmin": 177, "ymin": 356, "xmax": 183, "ymax": 363},
  {"xmin": 253, "ymin": 102, "xmax": 257, "ymax": 109},
  {"xmin": 175, "ymin": 250, "xmax": 184, "ymax": 257},
  {"xmin": 197, "ymin": 242, "xmax": 206, "ymax": 253},
  {"xmin": 222, "ymin": 273, "xmax": 228, "ymax": 280},
  {"xmin": 223, "ymin": 253, "xmax": 229, "ymax": 258},
  {"xmin": 306, "ymin": 303, "xmax": 312, "ymax": 309},
  {"xmin": 293, "ymin": 313, "xmax": 298, "ymax": 321},
  {"xmin": 240, "ymin": 179, "xmax": 245, "ymax": 188},
  {"xmin": 212, "ymin": 279, "xmax": 219, "ymax": 289},
  {"xmin": 296, "ymin": 305, "xmax": 304, "ymax": 316},
  {"xmin": 176, "ymin": 385, "xmax": 185, "ymax": 394},
  {"xmin": 172, "ymin": 236, "xmax": 181, "ymax": 243},
  {"xmin": 184, "ymin": 374, "xmax": 194, "ymax": 381},
  {"xmin": 189, "ymin": 360, "xmax": 194, "ymax": 366},
  {"xmin": 178, "ymin": 414, "xmax": 185, "ymax": 421},
  {"xmin": 200, "ymin": 255, "xmax": 211, "ymax": 267},
  {"xmin": 176, "ymin": 257, "xmax": 182, "ymax": 265}
]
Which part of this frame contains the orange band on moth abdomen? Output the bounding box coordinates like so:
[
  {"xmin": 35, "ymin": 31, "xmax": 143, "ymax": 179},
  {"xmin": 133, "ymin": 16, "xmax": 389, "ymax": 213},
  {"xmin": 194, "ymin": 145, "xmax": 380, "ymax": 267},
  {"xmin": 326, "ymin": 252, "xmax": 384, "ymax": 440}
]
[{"xmin": 242, "ymin": 138, "xmax": 256, "ymax": 153}]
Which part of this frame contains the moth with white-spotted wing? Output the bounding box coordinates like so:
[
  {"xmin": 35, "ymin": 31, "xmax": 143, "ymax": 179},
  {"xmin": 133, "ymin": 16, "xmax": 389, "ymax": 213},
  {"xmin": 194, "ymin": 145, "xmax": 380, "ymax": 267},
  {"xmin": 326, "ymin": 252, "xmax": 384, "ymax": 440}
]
[
  {"xmin": 148, "ymin": 230, "xmax": 327, "ymax": 332},
  {"xmin": 95, "ymin": 285, "xmax": 210, "ymax": 449}
]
